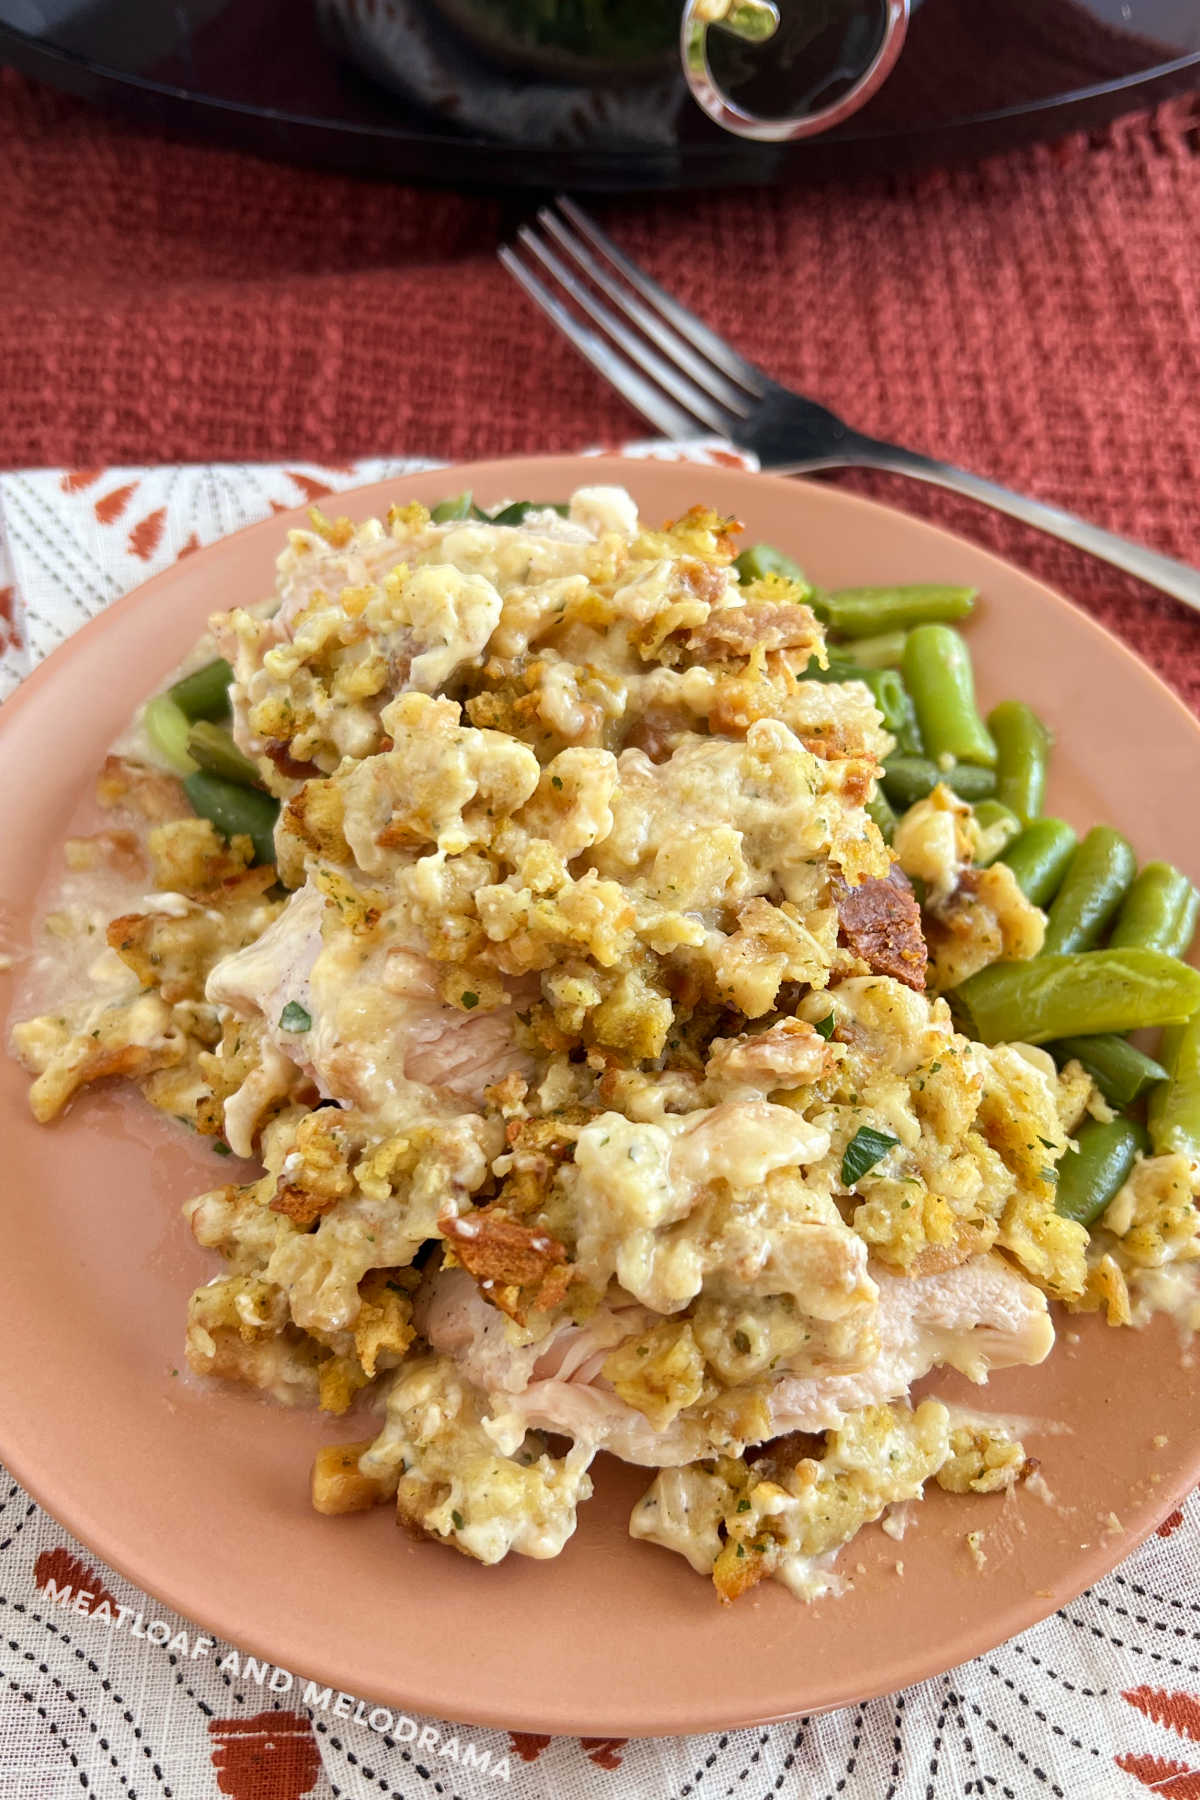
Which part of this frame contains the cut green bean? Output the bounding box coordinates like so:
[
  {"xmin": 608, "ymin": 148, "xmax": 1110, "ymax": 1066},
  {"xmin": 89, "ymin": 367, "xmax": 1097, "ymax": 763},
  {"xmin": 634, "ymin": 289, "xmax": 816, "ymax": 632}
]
[
  {"xmin": 866, "ymin": 788, "xmax": 897, "ymax": 843},
  {"xmin": 183, "ymin": 771, "xmax": 279, "ymax": 867},
  {"xmin": 998, "ymin": 818, "xmax": 1078, "ymax": 907},
  {"xmin": 988, "ymin": 700, "xmax": 1049, "ymax": 826},
  {"xmin": 1054, "ymin": 1118, "xmax": 1149, "ymax": 1229},
  {"xmin": 488, "ymin": 500, "xmax": 569, "ymax": 525},
  {"xmin": 1148, "ymin": 1013, "xmax": 1200, "ymax": 1161},
  {"xmin": 1109, "ymin": 860, "xmax": 1199, "ymax": 955},
  {"xmin": 143, "ymin": 693, "xmax": 198, "ymax": 775},
  {"xmin": 953, "ymin": 948, "xmax": 1200, "ymax": 1046},
  {"xmin": 870, "ymin": 668, "xmax": 922, "ymax": 756},
  {"xmin": 734, "ymin": 543, "xmax": 808, "ymax": 587},
  {"xmin": 1156, "ymin": 1022, "xmax": 1186, "ymax": 1075},
  {"xmin": 903, "ymin": 624, "xmax": 996, "ymax": 768},
  {"xmin": 1050, "ymin": 1034, "xmax": 1168, "ymax": 1108},
  {"xmin": 187, "ymin": 721, "xmax": 262, "ymax": 789},
  {"xmin": 1166, "ymin": 886, "xmax": 1200, "ymax": 961},
  {"xmin": 972, "ymin": 800, "xmax": 1023, "ymax": 867},
  {"xmin": 809, "ymin": 660, "xmax": 922, "ymax": 754},
  {"xmin": 881, "ymin": 756, "xmax": 996, "ymax": 808},
  {"xmin": 816, "ymin": 584, "xmax": 976, "ymax": 637},
  {"xmin": 168, "ymin": 657, "xmax": 233, "ymax": 723},
  {"xmin": 431, "ymin": 491, "xmax": 473, "ymax": 522},
  {"xmin": 833, "ymin": 629, "xmax": 908, "ymax": 670},
  {"xmin": 1041, "ymin": 826, "xmax": 1137, "ymax": 955}
]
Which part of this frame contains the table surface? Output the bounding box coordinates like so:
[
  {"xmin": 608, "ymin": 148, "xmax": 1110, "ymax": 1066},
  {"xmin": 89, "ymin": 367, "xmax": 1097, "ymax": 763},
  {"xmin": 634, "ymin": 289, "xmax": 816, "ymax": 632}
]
[{"xmin": 0, "ymin": 67, "xmax": 1198, "ymax": 716}]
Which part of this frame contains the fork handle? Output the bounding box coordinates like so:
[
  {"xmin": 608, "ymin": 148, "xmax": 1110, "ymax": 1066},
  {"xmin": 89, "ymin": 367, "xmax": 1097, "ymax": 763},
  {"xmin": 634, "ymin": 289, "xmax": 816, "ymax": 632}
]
[{"xmin": 792, "ymin": 436, "xmax": 1200, "ymax": 616}]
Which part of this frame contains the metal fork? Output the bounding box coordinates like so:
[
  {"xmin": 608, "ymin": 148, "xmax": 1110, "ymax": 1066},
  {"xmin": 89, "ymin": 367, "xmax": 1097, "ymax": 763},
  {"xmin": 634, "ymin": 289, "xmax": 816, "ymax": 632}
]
[{"xmin": 500, "ymin": 197, "xmax": 1200, "ymax": 615}]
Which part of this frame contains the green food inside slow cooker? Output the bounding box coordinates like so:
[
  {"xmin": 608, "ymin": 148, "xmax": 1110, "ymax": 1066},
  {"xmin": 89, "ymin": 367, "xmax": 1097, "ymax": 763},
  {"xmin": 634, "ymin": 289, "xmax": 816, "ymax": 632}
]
[{"xmin": 456, "ymin": 0, "xmax": 678, "ymax": 61}]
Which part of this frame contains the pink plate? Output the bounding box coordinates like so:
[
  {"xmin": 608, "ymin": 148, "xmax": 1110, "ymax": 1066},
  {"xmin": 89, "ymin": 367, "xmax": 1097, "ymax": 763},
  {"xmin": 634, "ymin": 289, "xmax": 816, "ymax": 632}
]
[{"xmin": 1, "ymin": 455, "xmax": 1198, "ymax": 1737}]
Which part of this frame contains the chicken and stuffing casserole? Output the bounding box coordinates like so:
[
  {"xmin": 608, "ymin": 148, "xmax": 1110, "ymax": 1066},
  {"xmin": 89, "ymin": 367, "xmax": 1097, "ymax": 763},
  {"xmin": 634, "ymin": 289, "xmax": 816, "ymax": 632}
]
[{"xmin": 11, "ymin": 484, "xmax": 1200, "ymax": 1604}]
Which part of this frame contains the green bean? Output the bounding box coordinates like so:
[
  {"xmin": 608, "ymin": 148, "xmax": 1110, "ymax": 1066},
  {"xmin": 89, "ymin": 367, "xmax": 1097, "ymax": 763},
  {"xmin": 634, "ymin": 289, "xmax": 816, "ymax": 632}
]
[
  {"xmin": 816, "ymin": 584, "xmax": 976, "ymax": 637},
  {"xmin": 881, "ymin": 756, "xmax": 996, "ymax": 808},
  {"xmin": 1041, "ymin": 826, "xmax": 1137, "ymax": 955},
  {"xmin": 488, "ymin": 500, "xmax": 569, "ymax": 525},
  {"xmin": 143, "ymin": 694, "xmax": 198, "ymax": 775},
  {"xmin": 431, "ymin": 491, "xmax": 473, "ymax": 522},
  {"xmin": 1109, "ymin": 860, "xmax": 1199, "ymax": 955},
  {"xmin": 1166, "ymin": 886, "xmax": 1200, "ymax": 961},
  {"xmin": 953, "ymin": 948, "xmax": 1200, "ymax": 1045},
  {"xmin": 998, "ymin": 818, "xmax": 1077, "ymax": 907},
  {"xmin": 832, "ymin": 629, "xmax": 907, "ymax": 670},
  {"xmin": 1050, "ymin": 1034, "xmax": 1168, "ymax": 1108},
  {"xmin": 972, "ymin": 799, "xmax": 1018, "ymax": 831},
  {"xmin": 870, "ymin": 668, "xmax": 921, "ymax": 756},
  {"xmin": 988, "ymin": 700, "xmax": 1049, "ymax": 826},
  {"xmin": 1054, "ymin": 1118, "xmax": 1149, "ymax": 1229},
  {"xmin": 734, "ymin": 543, "xmax": 808, "ymax": 587},
  {"xmin": 808, "ymin": 660, "xmax": 922, "ymax": 754},
  {"xmin": 1148, "ymin": 1013, "xmax": 1200, "ymax": 1161},
  {"xmin": 902, "ymin": 625, "xmax": 996, "ymax": 768},
  {"xmin": 187, "ymin": 722, "xmax": 262, "ymax": 789},
  {"xmin": 972, "ymin": 800, "xmax": 1023, "ymax": 867},
  {"xmin": 183, "ymin": 772, "xmax": 279, "ymax": 867},
  {"xmin": 1157, "ymin": 1022, "xmax": 1186, "ymax": 1071},
  {"xmin": 168, "ymin": 657, "xmax": 233, "ymax": 723},
  {"xmin": 866, "ymin": 789, "xmax": 897, "ymax": 844}
]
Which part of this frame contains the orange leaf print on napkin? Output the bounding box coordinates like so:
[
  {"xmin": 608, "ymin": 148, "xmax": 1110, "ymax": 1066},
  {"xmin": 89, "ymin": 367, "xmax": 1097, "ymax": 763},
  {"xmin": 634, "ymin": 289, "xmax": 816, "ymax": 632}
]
[
  {"xmin": 1158, "ymin": 1508, "xmax": 1186, "ymax": 1538},
  {"xmin": 94, "ymin": 482, "xmax": 138, "ymax": 525},
  {"xmin": 128, "ymin": 507, "xmax": 166, "ymax": 562},
  {"xmin": 1115, "ymin": 1753, "xmax": 1200, "ymax": 1798},
  {"xmin": 509, "ymin": 1733, "xmax": 551, "ymax": 1762},
  {"xmin": 1124, "ymin": 1687, "xmax": 1200, "ymax": 1741},
  {"xmin": 208, "ymin": 1711, "xmax": 322, "ymax": 1800},
  {"xmin": 580, "ymin": 1736, "xmax": 628, "ymax": 1771},
  {"xmin": 33, "ymin": 1547, "xmax": 116, "ymax": 1616},
  {"xmin": 0, "ymin": 586, "xmax": 22, "ymax": 653},
  {"xmin": 286, "ymin": 472, "xmax": 334, "ymax": 504},
  {"xmin": 60, "ymin": 469, "xmax": 104, "ymax": 492}
]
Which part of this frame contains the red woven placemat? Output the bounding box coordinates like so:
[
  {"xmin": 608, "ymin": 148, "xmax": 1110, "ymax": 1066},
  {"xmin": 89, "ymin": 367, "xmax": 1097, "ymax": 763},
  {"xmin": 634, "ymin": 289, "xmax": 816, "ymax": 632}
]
[{"xmin": 1, "ymin": 68, "xmax": 1198, "ymax": 703}]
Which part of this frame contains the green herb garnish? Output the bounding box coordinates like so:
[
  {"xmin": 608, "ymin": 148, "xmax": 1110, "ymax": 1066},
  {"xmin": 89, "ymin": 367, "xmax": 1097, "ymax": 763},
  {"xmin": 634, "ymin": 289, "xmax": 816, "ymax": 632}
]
[{"xmin": 841, "ymin": 1125, "xmax": 900, "ymax": 1187}]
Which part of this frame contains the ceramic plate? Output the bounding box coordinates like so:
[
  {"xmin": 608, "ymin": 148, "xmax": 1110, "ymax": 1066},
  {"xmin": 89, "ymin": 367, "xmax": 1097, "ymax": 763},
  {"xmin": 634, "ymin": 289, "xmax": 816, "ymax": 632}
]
[{"xmin": 1, "ymin": 456, "xmax": 1198, "ymax": 1738}]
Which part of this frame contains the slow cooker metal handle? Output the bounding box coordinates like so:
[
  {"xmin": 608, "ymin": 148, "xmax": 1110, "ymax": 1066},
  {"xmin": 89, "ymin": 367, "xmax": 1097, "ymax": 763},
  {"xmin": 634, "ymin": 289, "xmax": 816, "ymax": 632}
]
[{"xmin": 680, "ymin": 0, "xmax": 909, "ymax": 142}]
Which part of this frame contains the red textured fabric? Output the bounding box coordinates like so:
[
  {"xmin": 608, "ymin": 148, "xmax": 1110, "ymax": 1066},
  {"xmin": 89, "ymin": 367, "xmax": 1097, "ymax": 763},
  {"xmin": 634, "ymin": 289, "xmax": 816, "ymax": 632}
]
[{"xmin": 1, "ymin": 68, "xmax": 1198, "ymax": 707}]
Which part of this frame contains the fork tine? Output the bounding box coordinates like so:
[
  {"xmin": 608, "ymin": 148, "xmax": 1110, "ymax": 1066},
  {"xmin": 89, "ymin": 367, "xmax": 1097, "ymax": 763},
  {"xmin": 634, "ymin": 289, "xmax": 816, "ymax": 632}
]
[
  {"xmin": 498, "ymin": 247, "xmax": 707, "ymax": 442},
  {"xmin": 556, "ymin": 197, "xmax": 768, "ymax": 398},
  {"xmin": 537, "ymin": 207, "xmax": 754, "ymax": 416},
  {"xmin": 515, "ymin": 226, "xmax": 741, "ymax": 439}
]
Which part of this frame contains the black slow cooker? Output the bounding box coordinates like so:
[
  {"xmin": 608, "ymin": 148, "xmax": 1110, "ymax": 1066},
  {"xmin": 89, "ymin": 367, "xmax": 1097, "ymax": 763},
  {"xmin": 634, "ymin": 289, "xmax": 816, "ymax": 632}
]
[{"xmin": 1, "ymin": 0, "xmax": 1198, "ymax": 189}]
